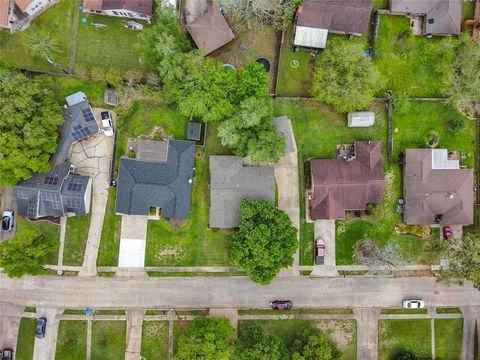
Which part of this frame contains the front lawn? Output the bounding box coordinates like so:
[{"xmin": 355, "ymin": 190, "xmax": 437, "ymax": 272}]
[
  {"xmin": 393, "ymin": 101, "xmax": 476, "ymax": 168},
  {"xmin": 141, "ymin": 321, "xmax": 169, "ymax": 360},
  {"xmin": 17, "ymin": 217, "xmax": 60, "ymax": 265},
  {"xmin": 374, "ymin": 15, "xmax": 454, "ymax": 97},
  {"xmin": 435, "ymin": 319, "xmax": 463, "ymax": 360},
  {"xmin": 63, "ymin": 212, "xmax": 92, "ymax": 266},
  {"xmin": 15, "ymin": 318, "xmax": 36, "ymax": 360},
  {"xmin": 0, "ymin": 0, "xmax": 75, "ymax": 73},
  {"xmin": 97, "ymin": 188, "xmax": 121, "ymax": 266},
  {"xmin": 55, "ymin": 320, "xmax": 87, "ymax": 360},
  {"xmin": 173, "ymin": 321, "xmax": 191, "ymax": 356},
  {"xmin": 274, "ymin": 100, "xmax": 388, "ymax": 265},
  {"xmin": 378, "ymin": 319, "xmax": 432, "ymax": 360},
  {"xmin": 74, "ymin": 14, "xmax": 151, "ymax": 74},
  {"xmin": 91, "ymin": 321, "xmax": 126, "ymax": 360}
]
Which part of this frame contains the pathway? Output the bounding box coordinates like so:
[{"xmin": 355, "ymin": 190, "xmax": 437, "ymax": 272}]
[
  {"xmin": 311, "ymin": 220, "xmax": 338, "ymax": 276},
  {"xmin": 460, "ymin": 306, "xmax": 478, "ymax": 360},
  {"xmin": 429, "ymin": 308, "xmax": 436, "ymax": 360},
  {"xmin": 118, "ymin": 215, "xmax": 148, "ymax": 269},
  {"xmin": 0, "ymin": 304, "xmax": 24, "ymax": 353},
  {"xmin": 354, "ymin": 308, "xmax": 380, "ymax": 360},
  {"xmin": 68, "ymin": 0, "xmax": 80, "ymax": 74},
  {"xmin": 56, "ymin": 217, "xmax": 67, "ymax": 275},
  {"xmin": 32, "ymin": 307, "xmax": 60, "ymax": 360},
  {"xmin": 86, "ymin": 318, "xmax": 92, "ymax": 360},
  {"xmin": 0, "ymin": 186, "xmax": 16, "ymax": 241},
  {"xmin": 125, "ymin": 310, "xmax": 144, "ymax": 360}
]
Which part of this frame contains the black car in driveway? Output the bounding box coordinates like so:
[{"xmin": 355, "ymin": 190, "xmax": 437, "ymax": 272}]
[{"xmin": 35, "ymin": 317, "xmax": 47, "ymax": 339}]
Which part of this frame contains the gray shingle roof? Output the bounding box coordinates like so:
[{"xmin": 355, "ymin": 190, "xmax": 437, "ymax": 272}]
[
  {"xmin": 15, "ymin": 162, "xmax": 91, "ymax": 219},
  {"xmin": 187, "ymin": 122, "xmax": 202, "ymax": 141},
  {"xmin": 209, "ymin": 156, "xmax": 275, "ymax": 228},
  {"xmin": 115, "ymin": 140, "xmax": 195, "ymax": 218}
]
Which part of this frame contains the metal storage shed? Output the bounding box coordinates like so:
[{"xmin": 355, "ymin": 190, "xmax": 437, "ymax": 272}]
[{"xmin": 347, "ymin": 112, "xmax": 375, "ymax": 127}]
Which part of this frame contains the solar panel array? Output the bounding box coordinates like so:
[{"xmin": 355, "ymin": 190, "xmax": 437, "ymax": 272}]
[
  {"xmin": 41, "ymin": 191, "xmax": 62, "ymax": 210},
  {"xmin": 67, "ymin": 178, "xmax": 83, "ymax": 192},
  {"xmin": 17, "ymin": 189, "xmax": 29, "ymax": 200},
  {"xmin": 72, "ymin": 126, "xmax": 92, "ymax": 141},
  {"xmin": 65, "ymin": 198, "xmax": 82, "ymax": 209},
  {"xmin": 27, "ymin": 203, "xmax": 37, "ymax": 219},
  {"xmin": 44, "ymin": 176, "xmax": 59, "ymax": 186},
  {"xmin": 82, "ymin": 108, "xmax": 95, "ymax": 122}
]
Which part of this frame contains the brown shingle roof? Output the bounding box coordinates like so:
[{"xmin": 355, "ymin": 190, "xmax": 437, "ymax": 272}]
[
  {"xmin": 83, "ymin": 0, "xmax": 153, "ymax": 16},
  {"xmin": 14, "ymin": 0, "xmax": 32, "ymax": 12},
  {"xmin": 403, "ymin": 149, "xmax": 473, "ymax": 225},
  {"xmin": 0, "ymin": 0, "xmax": 9, "ymax": 26},
  {"xmin": 296, "ymin": 0, "xmax": 372, "ymax": 35},
  {"xmin": 310, "ymin": 141, "xmax": 385, "ymax": 220},
  {"xmin": 186, "ymin": 3, "xmax": 235, "ymax": 55}
]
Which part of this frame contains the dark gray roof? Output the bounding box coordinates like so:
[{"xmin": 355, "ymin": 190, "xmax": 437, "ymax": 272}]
[
  {"xmin": 187, "ymin": 122, "xmax": 202, "ymax": 141},
  {"xmin": 209, "ymin": 156, "xmax": 275, "ymax": 228},
  {"xmin": 15, "ymin": 162, "xmax": 92, "ymax": 219},
  {"xmin": 137, "ymin": 140, "xmax": 169, "ymax": 163},
  {"xmin": 272, "ymin": 116, "xmax": 295, "ymax": 154},
  {"xmin": 51, "ymin": 97, "xmax": 99, "ymax": 167},
  {"xmin": 390, "ymin": 0, "xmax": 461, "ymax": 34},
  {"xmin": 115, "ymin": 140, "xmax": 195, "ymax": 218}
]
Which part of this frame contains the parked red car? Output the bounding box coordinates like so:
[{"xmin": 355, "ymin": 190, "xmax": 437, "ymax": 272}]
[
  {"xmin": 442, "ymin": 226, "xmax": 453, "ymax": 240},
  {"xmin": 270, "ymin": 300, "xmax": 293, "ymax": 310},
  {"xmin": 315, "ymin": 238, "xmax": 325, "ymax": 265}
]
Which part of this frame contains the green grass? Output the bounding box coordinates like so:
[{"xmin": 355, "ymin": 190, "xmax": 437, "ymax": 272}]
[
  {"xmin": 63, "ymin": 211, "xmax": 92, "ymax": 266},
  {"xmin": 74, "ymin": 14, "xmax": 151, "ymax": 73},
  {"xmin": 0, "ymin": 0, "xmax": 75, "ymax": 73},
  {"xmin": 173, "ymin": 321, "xmax": 191, "ymax": 355},
  {"xmin": 393, "ymin": 101, "xmax": 476, "ymax": 168},
  {"xmin": 145, "ymin": 310, "xmax": 167, "ymax": 315},
  {"xmin": 463, "ymin": 0, "xmax": 476, "ymax": 20},
  {"xmin": 381, "ymin": 309, "xmax": 428, "ymax": 315},
  {"xmin": 239, "ymin": 320, "xmax": 356, "ymax": 359},
  {"xmin": 239, "ymin": 309, "xmax": 353, "ymax": 315},
  {"xmin": 436, "ymin": 307, "xmax": 462, "ymax": 314},
  {"xmin": 372, "ymin": 0, "xmax": 389, "ymax": 9},
  {"xmin": 63, "ymin": 309, "xmax": 87, "ymax": 315},
  {"xmin": 141, "ymin": 321, "xmax": 169, "ymax": 360},
  {"xmin": 97, "ymin": 188, "xmax": 121, "ymax": 266},
  {"xmin": 15, "ymin": 318, "xmax": 36, "ymax": 360},
  {"xmin": 435, "ymin": 319, "xmax": 463, "ymax": 360},
  {"xmin": 55, "ymin": 320, "xmax": 87, "ymax": 360},
  {"xmin": 94, "ymin": 310, "xmax": 125, "ymax": 315},
  {"xmin": 16, "ymin": 217, "xmax": 60, "ymax": 265},
  {"xmin": 24, "ymin": 307, "xmax": 36, "ymax": 313},
  {"xmin": 91, "ymin": 321, "xmax": 126, "ymax": 360},
  {"xmin": 378, "ymin": 319, "xmax": 432, "ymax": 360},
  {"xmin": 374, "ymin": 15, "xmax": 454, "ymax": 97}
]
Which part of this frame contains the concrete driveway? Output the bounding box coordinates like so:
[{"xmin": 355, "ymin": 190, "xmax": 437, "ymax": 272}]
[
  {"xmin": 0, "ymin": 187, "xmax": 16, "ymax": 241},
  {"xmin": 0, "ymin": 304, "xmax": 23, "ymax": 352},
  {"xmin": 118, "ymin": 215, "xmax": 148, "ymax": 268},
  {"xmin": 311, "ymin": 220, "xmax": 338, "ymax": 276},
  {"xmin": 33, "ymin": 308, "xmax": 60, "ymax": 360},
  {"xmin": 70, "ymin": 108, "xmax": 115, "ymax": 276}
]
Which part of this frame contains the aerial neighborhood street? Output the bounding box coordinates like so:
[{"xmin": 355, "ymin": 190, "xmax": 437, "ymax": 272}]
[{"xmin": 0, "ymin": 0, "xmax": 480, "ymax": 359}]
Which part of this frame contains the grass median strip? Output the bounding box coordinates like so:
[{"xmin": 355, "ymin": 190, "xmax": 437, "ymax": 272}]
[
  {"xmin": 141, "ymin": 321, "xmax": 169, "ymax": 360},
  {"xmin": 91, "ymin": 321, "xmax": 126, "ymax": 360},
  {"xmin": 15, "ymin": 318, "xmax": 36, "ymax": 360},
  {"xmin": 55, "ymin": 320, "xmax": 87, "ymax": 360}
]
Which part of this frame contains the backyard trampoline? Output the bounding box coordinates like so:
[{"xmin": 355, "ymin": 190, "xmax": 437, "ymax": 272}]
[{"xmin": 256, "ymin": 57, "xmax": 271, "ymax": 72}]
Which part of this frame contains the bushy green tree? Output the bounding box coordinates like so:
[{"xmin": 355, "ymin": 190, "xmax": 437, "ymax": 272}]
[
  {"xmin": 175, "ymin": 318, "xmax": 234, "ymax": 360},
  {"xmin": 230, "ymin": 199, "xmax": 298, "ymax": 285},
  {"xmin": 311, "ymin": 38, "xmax": 381, "ymax": 112},
  {"xmin": 0, "ymin": 74, "xmax": 64, "ymax": 185},
  {"xmin": 235, "ymin": 62, "xmax": 269, "ymax": 101},
  {"xmin": 437, "ymin": 233, "xmax": 480, "ymax": 288},
  {"xmin": 218, "ymin": 97, "xmax": 285, "ymax": 163},
  {"xmin": 235, "ymin": 323, "xmax": 286, "ymax": 360},
  {"xmin": 0, "ymin": 228, "xmax": 59, "ymax": 278},
  {"xmin": 291, "ymin": 330, "xmax": 343, "ymax": 360}
]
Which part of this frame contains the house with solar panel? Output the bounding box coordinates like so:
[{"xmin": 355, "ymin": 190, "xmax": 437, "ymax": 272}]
[{"xmin": 15, "ymin": 162, "xmax": 93, "ymax": 220}]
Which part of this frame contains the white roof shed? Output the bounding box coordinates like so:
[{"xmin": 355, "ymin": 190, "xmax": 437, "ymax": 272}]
[
  {"xmin": 294, "ymin": 26, "xmax": 328, "ymax": 49},
  {"xmin": 348, "ymin": 112, "xmax": 375, "ymax": 127}
]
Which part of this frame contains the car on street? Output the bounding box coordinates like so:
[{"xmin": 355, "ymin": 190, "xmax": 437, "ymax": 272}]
[
  {"xmin": 442, "ymin": 226, "xmax": 453, "ymax": 240},
  {"xmin": 1, "ymin": 348, "xmax": 13, "ymax": 360},
  {"xmin": 35, "ymin": 317, "xmax": 47, "ymax": 338},
  {"xmin": 402, "ymin": 299, "xmax": 425, "ymax": 309},
  {"xmin": 270, "ymin": 300, "xmax": 293, "ymax": 310},
  {"xmin": 101, "ymin": 111, "xmax": 114, "ymax": 137},
  {"xmin": 1, "ymin": 210, "xmax": 14, "ymax": 232},
  {"xmin": 315, "ymin": 238, "xmax": 325, "ymax": 265}
]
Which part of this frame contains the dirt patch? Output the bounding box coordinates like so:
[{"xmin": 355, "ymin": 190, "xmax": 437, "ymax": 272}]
[
  {"xmin": 155, "ymin": 246, "xmax": 184, "ymax": 261},
  {"xmin": 143, "ymin": 321, "xmax": 168, "ymax": 337},
  {"xmin": 314, "ymin": 320, "xmax": 355, "ymax": 348}
]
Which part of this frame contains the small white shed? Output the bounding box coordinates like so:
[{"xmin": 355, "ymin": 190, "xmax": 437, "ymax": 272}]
[
  {"xmin": 347, "ymin": 112, "xmax": 375, "ymax": 128},
  {"xmin": 294, "ymin": 26, "xmax": 328, "ymax": 49}
]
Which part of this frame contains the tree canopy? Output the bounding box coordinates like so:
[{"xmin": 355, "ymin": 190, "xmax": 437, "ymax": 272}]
[
  {"xmin": 174, "ymin": 317, "xmax": 234, "ymax": 360},
  {"xmin": 0, "ymin": 227, "xmax": 59, "ymax": 278},
  {"xmin": 235, "ymin": 62, "xmax": 269, "ymax": 101},
  {"xmin": 0, "ymin": 74, "xmax": 64, "ymax": 185},
  {"xmin": 437, "ymin": 233, "xmax": 480, "ymax": 288},
  {"xmin": 291, "ymin": 330, "xmax": 344, "ymax": 360},
  {"xmin": 234, "ymin": 323, "xmax": 286, "ymax": 360},
  {"xmin": 311, "ymin": 38, "xmax": 381, "ymax": 113},
  {"xmin": 218, "ymin": 97, "xmax": 285, "ymax": 163},
  {"xmin": 230, "ymin": 199, "xmax": 298, "ymax": 285}
]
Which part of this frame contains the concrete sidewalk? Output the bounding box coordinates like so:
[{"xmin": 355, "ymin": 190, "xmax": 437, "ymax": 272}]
[
  {"xmin": 125, "ymin": 310, "xmax": 144, "ymax": 360},
  {"xmin": 355, "ymin": 308, "xmax": 380, "ymax": 360}
]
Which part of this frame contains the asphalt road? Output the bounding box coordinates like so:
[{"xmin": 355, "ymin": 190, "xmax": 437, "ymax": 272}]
[{"xmin": 0, "ymin": 275, "xmax": 479, "ymax": 310}]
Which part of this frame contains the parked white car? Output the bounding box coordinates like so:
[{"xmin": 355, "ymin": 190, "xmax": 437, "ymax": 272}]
[
  {"xmin": 101, "ymin": 111, "xmax": 114, "ymax": 137},
  {"xmin": 402, "ymin": 299, "xmax": 425, "ymax": 309},
  {"xmin": 1, "ymin": 210, "xmax": 14, "ymax": 232}
]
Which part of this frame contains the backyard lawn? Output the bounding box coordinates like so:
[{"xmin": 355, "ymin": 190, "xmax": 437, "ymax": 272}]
[
  {"xmin": 173, "ymin": 321, "xmax": 191, "ymax": 355},
  {"xmin": 374, "ymin": 15, "xmax": 454, "ymax": 97},
  {"xmin": 141, "ymin": 321, "xmax": 169, "ymax": 360},
  {"xmin": 55, "ymin": 320, "xmax": 87, "ymax": 360},
  {"xmin": 378, "ymin": 319, "xmax": 432, "ymax": 360},
  {"xmin": 40, "ymin": 76, "xmax": 107, "ymax": 107},
  {"xmin": 0, "ymin": 0, "xmax": 75, "ymax": 73},
  {"xmin": 97, "ymin": 188, "xmax": 121, "ymax": 266},
  {"xmin": 63, "ymin": 212, "xmax": 92, "ymax": 266},
  {"xmin": 17, "ymin": 217, "xmax": 60, "ymax": 265},
  {"xmin": 15, "ymin": 318, "xmax": 36, "ymax": 360},
  {"xmin": 435, "ymin": 319, "xmax": 463, "ymax": 360},
  {"xmin": 91, "ymin": 321, "xmax": 126, "ymax": 360}
]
